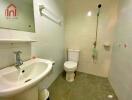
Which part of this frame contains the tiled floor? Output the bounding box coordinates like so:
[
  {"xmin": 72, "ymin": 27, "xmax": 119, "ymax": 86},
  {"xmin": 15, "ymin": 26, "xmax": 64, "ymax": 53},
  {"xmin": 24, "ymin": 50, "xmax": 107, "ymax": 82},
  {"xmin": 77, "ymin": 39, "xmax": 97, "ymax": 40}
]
[{"xmin": 49, "ymin": 72, "xmax": 118, "ymax": 100}]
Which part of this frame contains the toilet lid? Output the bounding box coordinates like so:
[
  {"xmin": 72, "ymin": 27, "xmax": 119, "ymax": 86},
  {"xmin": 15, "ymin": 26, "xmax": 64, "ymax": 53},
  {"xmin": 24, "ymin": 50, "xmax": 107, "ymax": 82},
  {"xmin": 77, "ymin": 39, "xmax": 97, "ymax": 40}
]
[{"xmin": 64, "ymin": 61, "xmax": 77, "ymax": 68}]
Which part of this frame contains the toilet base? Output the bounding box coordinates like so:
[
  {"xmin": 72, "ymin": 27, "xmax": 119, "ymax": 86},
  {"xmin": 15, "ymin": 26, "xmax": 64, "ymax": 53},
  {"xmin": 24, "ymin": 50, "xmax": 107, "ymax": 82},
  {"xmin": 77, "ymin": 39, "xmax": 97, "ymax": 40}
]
[{"xmin": 66, "ymin": 71, "xmax": 75, "ymax": 82}]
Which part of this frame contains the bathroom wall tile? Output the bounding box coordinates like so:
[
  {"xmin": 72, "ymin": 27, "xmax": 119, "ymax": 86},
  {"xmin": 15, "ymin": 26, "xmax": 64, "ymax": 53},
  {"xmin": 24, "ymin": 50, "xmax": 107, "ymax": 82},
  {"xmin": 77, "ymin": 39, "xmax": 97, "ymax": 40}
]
[
  {"xmin": 0, "ymin": 43, "xmax": 31, "ymax": 69},
  {"xmin": 109, "ymin": 0, "xmax": 132, "ymax": 100}
]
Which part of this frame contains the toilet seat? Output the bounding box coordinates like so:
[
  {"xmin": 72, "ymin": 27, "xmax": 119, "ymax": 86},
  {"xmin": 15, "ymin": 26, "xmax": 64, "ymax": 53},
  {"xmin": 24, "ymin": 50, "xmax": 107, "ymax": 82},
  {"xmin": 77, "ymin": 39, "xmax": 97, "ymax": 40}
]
[{"xmin": 64, "ymin": 61, "xmax": 77, "ymax": 71}]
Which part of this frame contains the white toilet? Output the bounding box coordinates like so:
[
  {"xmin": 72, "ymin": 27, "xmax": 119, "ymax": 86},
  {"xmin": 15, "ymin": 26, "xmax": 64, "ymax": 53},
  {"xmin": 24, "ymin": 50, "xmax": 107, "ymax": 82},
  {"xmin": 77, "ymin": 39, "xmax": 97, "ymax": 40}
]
[{"xmin": 64, "ymin": 49, "xmax": 80, "ymax": 82}]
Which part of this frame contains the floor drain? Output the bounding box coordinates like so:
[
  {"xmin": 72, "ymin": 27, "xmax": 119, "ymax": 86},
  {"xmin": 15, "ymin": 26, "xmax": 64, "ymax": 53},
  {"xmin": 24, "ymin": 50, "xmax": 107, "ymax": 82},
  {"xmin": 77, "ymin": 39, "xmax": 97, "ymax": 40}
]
[{"xmin": 107, "ymin": 94, "xmax": 113, "ymax": 99}]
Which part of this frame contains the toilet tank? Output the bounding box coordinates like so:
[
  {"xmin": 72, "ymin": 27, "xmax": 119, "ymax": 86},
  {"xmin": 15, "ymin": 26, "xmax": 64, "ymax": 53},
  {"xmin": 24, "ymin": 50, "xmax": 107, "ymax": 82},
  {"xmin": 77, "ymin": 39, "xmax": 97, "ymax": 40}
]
[{"xmin": 68, "ymin": 49, "xmax": 80, "ymax": 62}]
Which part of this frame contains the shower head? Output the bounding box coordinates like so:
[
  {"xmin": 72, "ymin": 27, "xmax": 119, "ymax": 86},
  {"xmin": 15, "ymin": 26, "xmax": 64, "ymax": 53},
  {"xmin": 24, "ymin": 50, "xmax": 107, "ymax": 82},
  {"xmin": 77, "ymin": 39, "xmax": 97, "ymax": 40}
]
[
  {"xmin": 98, "ymin": 4, "xmax": 102, "ymax": 8},
  {"xmin": 97, "ymin": 4, "xmax": 102, "ymax": 16}
]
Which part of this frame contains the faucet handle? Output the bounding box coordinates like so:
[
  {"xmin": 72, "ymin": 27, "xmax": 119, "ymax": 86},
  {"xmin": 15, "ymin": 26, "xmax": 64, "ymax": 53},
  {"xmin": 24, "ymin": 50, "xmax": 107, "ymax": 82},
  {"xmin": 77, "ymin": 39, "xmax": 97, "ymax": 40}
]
[{"xmin": 14, "ymin": 51, "xmax": 22, "ymax": 54}]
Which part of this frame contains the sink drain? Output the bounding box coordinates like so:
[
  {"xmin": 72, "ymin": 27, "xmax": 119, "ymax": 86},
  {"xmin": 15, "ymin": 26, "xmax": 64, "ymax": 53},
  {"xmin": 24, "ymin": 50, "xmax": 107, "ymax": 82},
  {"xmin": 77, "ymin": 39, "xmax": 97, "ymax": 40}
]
[{"xmin": 25, "ymin": 79, "xmax": 32, "ymax": 83}]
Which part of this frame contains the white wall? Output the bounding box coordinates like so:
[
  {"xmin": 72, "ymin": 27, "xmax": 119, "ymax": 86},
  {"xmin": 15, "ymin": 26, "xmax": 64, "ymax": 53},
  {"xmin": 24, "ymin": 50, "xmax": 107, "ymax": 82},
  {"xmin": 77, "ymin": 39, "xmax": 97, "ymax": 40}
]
[
  {"xmin": 109, "ymin": 0, "xmax": 132, "ymax": 100},
  {"xmin": 32, "ymin": 0, "xmax": 65, "ymax": 89},
  {"xmin": 65, "ymin": 0, "xmax": 118, "ymax": 77},
  {"xmin": 0, "ymin": 43, "xmax": 31, "ymax": 69}
]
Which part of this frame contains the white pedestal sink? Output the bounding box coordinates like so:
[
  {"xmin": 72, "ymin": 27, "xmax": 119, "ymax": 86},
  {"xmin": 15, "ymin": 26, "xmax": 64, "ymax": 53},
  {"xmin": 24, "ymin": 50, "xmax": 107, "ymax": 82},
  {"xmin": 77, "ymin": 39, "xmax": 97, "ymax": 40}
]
[{"xmin": 0, "ymin": 58, "xmax": 53, "ymax": 100}]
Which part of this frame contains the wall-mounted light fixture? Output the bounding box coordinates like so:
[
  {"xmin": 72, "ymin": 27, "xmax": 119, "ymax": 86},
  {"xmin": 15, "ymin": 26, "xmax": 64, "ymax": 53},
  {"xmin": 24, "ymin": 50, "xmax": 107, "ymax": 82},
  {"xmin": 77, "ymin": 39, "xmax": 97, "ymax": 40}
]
[
  {"xmin": 87, "ymin": 11, "xmax": 92, "ymax": 16},
  {"xmin": 39, "ymin": 5, "xmax": 62, "ymax": 25}
]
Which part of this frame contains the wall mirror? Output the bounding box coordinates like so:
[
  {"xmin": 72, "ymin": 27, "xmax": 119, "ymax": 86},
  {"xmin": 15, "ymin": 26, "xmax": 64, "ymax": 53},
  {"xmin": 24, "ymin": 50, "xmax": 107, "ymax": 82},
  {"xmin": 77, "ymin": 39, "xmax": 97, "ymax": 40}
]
[{"xmin": 0, "ymin": 0, "xmax": 35, "ymax": 32}]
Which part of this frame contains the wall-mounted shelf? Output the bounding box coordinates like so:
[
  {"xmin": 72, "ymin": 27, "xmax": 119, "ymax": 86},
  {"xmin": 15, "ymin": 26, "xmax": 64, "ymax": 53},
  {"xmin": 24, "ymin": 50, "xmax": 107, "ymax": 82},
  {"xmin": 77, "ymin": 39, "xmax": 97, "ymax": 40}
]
[
  {"xmin": 104, "ymin": 42, "xmax": 111, "ymax": 47},
  {"xmin": 103, "ymin": 42, "xmax": 111, "ymax": 51},
  {"xmin": 0, "ymin": 39, "xmax": 37, "ymax": 43}
]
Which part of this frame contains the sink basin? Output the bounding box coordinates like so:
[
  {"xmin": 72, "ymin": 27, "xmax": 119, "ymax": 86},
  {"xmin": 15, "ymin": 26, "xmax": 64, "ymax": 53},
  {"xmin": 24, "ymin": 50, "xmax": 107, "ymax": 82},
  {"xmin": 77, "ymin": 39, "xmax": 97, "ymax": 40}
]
[{"xmin": 0, "ymin": 58, "xmax": 53, "ymax": 97}]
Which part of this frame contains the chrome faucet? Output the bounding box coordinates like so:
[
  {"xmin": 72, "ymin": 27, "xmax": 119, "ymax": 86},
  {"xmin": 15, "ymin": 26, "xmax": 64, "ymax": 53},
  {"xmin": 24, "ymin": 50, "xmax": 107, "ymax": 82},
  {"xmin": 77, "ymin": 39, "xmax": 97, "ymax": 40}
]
[{"xmin": 14, "ymin": 51, "xmax": 23, "ymax": 69}]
